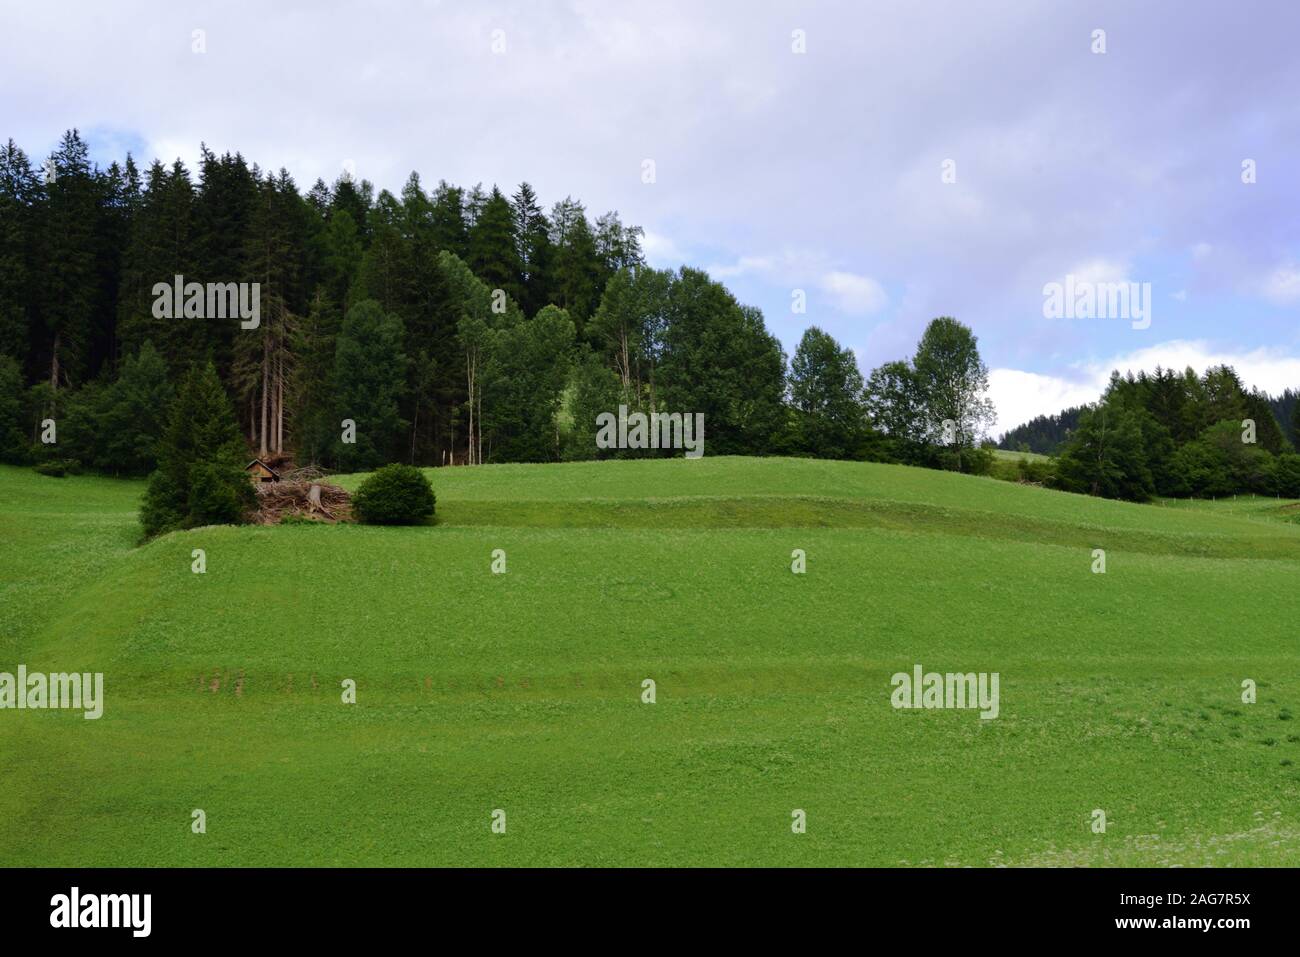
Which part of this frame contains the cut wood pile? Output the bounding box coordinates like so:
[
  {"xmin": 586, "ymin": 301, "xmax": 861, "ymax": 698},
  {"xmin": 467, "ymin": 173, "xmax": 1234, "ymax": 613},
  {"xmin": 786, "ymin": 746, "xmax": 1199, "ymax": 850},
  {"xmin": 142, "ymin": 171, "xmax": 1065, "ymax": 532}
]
[
  {"xmin": 281, "ymin": 464, "xmax": 328, "ymax": 483},
  {"xmin": 253, "ymin": 480, "xmax": 353, "ymax": 524}
]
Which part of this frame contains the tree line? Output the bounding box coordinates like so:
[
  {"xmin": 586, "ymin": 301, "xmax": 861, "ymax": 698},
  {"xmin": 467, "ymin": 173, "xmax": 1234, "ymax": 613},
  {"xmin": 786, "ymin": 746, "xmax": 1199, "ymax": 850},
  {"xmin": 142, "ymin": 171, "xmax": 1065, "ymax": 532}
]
[
  {"xmin": 0, "ymin": 129, "xmax": 1003, "ymax": 486},
  {"xmin": 1052, "ymin": 366, "xmax": 1300, "ymax": 500},
  {"xmin": 997, "ymin": 406, "xmax": 1085, "ymax": 456}
]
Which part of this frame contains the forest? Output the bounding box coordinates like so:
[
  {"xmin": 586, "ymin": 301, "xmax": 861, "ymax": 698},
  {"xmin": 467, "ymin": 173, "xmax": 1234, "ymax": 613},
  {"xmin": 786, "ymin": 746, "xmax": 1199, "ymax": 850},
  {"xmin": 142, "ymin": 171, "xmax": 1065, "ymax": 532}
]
[
  {"xmin": 3, "ymin": 130, "xmax": 1297, "ymax": 511},
  {"xmin": 0, "ymin": 130, "xmax": 995, "ymax": 487}
]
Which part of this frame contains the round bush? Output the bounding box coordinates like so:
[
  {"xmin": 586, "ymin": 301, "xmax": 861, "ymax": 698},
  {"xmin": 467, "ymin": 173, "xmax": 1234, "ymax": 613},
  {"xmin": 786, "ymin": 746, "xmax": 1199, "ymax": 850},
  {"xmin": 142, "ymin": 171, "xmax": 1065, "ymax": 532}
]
[{"xmin": 352, "ymin": 464, "xmax": 436, "ymax": 525}]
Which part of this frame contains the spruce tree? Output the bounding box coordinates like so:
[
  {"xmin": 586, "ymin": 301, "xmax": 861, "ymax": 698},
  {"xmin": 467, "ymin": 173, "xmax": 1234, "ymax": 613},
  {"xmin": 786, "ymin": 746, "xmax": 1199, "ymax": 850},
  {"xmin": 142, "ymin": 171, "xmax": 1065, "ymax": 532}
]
[
  {"xmin": 511, "ymin": 182, "xmax": 552, "ymax": 316},
  {"xmin": 140, "ymin": 361, "xmax": 252, "ymax": 536},
  {"xmin": 0, "ymin": 139, "xmax": 39, "ymax": 365},
  {"xmin": 549, "ymin": 197, "xmax": 601, "ymax": 335},
  {"xmin": 468, "ymin": 186, "xmax": 523, "ymax": 304},
  {"xmin": 429, "ymin": 180, "xmax": 468, "ymax": 258},
  {"xmin": 332, "ymin": 299, "xmax": 408, "ymax": 470},
  {"xmin": 38, "ymin": 130, "xmax": 100, "ymax": 389}
]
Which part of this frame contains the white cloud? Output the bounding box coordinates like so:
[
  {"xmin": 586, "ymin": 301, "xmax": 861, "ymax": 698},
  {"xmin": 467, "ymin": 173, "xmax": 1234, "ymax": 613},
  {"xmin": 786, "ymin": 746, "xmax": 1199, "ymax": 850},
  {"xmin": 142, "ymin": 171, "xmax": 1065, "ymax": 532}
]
[
  {"xmin": 641, "ymin": 230, "xmax": 687, "ymax": 268},
  {"xmin": 1063, "ymin": 258, "xmax": 1131, "ymax": 285},
  {"xmin": 988, "ymin": 368, "xmax": 1101, "ymax": 438},
  {"xmin": 818, "ymin": 271, "xmax": 888, "ymax": 316},
  {"xmin": 706, "ymin": 255, "xmax": 775, "ymax": 278}
]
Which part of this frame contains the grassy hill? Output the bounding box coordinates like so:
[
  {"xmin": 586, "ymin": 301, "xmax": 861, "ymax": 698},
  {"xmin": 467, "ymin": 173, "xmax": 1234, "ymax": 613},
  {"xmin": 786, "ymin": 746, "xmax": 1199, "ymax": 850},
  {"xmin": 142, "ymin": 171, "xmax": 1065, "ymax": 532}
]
[{"xmin": 2, "ymin": 457, "xmax": 1298, "ymax": 866}]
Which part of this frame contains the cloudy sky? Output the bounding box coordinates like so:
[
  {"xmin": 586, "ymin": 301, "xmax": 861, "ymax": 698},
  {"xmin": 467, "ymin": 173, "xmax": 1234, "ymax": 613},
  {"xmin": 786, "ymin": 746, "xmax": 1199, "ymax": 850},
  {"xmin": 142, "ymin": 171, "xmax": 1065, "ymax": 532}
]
[{"xmin": 4, "ymin": 0, "xmax": 1298, "ymax": 434}]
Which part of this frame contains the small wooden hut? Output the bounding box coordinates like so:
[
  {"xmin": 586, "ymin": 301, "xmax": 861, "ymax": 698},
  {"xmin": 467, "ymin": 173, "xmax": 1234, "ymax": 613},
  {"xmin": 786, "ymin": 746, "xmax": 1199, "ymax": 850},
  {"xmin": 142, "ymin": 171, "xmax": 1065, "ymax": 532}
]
[{"xmin": 244, "ymin": 458, "xmax": 281, "ymax": 483}]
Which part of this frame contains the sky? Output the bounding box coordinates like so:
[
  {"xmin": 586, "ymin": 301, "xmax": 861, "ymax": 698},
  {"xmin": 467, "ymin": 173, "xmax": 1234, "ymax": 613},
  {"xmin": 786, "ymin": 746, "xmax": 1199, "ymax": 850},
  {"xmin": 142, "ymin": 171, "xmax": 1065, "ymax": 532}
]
[{"xmin": 3, "ymin": 0, "xmax": 1299, "ymax": 435}]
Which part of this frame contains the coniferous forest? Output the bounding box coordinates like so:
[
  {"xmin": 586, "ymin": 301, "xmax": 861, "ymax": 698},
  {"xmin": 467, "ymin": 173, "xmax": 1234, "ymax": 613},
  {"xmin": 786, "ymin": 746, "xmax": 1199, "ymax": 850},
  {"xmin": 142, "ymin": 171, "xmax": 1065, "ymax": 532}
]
[
  {"xmin": 0, "ymin": 130, "xmax": 993, "ymax": 485},
  {"xmin": 3, "ymin": 130, "xmax": 1299, "ymax": 511}
]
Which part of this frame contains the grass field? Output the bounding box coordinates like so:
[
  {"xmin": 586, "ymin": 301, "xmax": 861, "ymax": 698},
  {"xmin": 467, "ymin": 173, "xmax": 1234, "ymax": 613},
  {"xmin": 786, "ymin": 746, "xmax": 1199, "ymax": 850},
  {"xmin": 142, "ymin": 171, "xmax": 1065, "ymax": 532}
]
[
  {"xmin": 990, "ymin": 448, "xmax": 1051, "ymax": 464},
  {"xmin": 2, "ymin": 457, "xmax": 1299, "ymax": 866}
]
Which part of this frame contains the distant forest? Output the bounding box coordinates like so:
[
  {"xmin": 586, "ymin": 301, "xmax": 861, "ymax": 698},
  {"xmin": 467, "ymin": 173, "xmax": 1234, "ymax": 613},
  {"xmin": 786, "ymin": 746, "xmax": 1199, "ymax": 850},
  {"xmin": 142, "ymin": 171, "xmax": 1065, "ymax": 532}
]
[
  {"xmin": 997, "ymin": 407, "xmax": 1085, "ymax": 455},
  {"xmin": 999, "ymin": 368, "xmax": 1300, "ymax": 501},
  {"xmin": 1000, "ymin": 388, "xmax": 1299, "ymax": 455}
]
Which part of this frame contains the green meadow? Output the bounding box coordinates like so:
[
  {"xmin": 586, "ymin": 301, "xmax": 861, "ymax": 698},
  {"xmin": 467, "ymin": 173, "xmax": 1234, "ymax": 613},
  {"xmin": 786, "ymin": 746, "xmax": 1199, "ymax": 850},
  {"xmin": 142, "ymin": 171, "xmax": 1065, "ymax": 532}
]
[{"xmin": 1, "ymin": 457, "xmax": 1298, "ymax": 866}]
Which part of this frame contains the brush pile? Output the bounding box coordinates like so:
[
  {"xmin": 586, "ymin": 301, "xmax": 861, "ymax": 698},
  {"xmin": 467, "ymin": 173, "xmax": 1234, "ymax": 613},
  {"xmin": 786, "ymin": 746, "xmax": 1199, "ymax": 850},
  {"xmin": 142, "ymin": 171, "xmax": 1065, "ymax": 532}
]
[{"xmin": 253, "ymin": 480, "xmax": 353, "ymax": 524}]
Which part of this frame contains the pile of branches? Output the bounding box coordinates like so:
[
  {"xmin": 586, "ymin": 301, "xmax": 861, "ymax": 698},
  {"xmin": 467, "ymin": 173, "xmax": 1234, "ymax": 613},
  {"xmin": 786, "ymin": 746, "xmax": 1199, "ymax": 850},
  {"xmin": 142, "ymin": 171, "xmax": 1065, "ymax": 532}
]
[
  {"xmin": 253, "ymin": 480, "xmax": 353, "ymax": 525},
  {"xmin": 281, "ymin": 464, "xmax": 328, "ymax": 483}
]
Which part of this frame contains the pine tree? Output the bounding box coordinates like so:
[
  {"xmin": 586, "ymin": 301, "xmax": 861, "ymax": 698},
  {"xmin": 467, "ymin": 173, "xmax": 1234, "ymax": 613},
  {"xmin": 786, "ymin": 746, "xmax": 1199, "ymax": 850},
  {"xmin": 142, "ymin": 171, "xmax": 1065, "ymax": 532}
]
[
  {"xmin": 332, "ymin": 299, "xmax": 407, "ymax": 470},
  {"xmin": 235, "ymin": 170, "xmax": 304, "ymax": 456},
  {"xmin": 429, "ymin": 180, "xmax": 468, "ymax": 258},
  {"xmin": 468, "ymin": 186, "xmax": 523, "ymax": 303},
  {"xmin": 193, "ymin": 146, "xmax": 257, "ymax": 378},
  {"xmin": 140, "ymin": 361, "xmax": 253, "ymax": 536},
  {"xmin": 93, "ymin": 156, "xmax": 140, "ymax": 371},
  {"xmin": 0, "ymin": 139, "xmax": 40, "ymax": 365},
  {"xmin": 549, "ymin": 197, "xmax": 601, "ymax": 336},
  {"xmin": 511, "ymin": 182, "xmax": 552, "ymax": 317},
  {"xmin": 38, "ymin": 130, "xmax": 100, "ymax": 389},
  {"xmin": 330, "ymin": 173, "xmax": 371, "ymax": 240}
]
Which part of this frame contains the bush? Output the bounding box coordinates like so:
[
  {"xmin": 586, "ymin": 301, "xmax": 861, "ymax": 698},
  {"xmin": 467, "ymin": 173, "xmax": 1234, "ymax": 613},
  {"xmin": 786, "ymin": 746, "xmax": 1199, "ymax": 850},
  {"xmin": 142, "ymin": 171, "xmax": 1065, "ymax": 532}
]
[
  {"xmin": 34, "ymin": 458, "xmax": 78, "ymax": 477},
  {"xmin": 1016, "ymin": 457, "xmax": 1054, "ymax": 484},
  {"xmin": 352, "ymin": 464, "xmax": 436, "ymax": 525},
  {"xmin": 187, "ymin": 460, "xmax": 256, "ymax": 527}
]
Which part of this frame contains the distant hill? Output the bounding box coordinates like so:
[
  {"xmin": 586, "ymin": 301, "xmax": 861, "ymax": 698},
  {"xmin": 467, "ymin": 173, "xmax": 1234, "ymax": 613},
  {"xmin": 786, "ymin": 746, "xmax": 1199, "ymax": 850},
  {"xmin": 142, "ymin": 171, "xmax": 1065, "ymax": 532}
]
[{"xmin": 996, "ymin": 406, "xmax": 1085, "ymax": 455}]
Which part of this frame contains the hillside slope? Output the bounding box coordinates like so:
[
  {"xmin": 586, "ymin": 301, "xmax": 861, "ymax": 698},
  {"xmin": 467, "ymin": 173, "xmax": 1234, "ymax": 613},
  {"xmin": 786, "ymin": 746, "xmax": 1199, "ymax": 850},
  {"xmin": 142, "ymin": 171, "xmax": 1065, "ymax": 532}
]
[{"xmin": 1, "ymin": 459, "xmax": 1298, "ymax": 866}]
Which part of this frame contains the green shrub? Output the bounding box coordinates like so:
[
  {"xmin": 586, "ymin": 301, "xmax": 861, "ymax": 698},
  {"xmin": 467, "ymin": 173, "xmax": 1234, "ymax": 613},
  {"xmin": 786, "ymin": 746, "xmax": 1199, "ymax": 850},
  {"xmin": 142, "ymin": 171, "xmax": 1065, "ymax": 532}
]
[
  {"xmin": 352, "ymin": 464, "xmax": 436, "ymax": 525},
  {"xmin": 34, "ymin": 458, "xmax": 77, "ymax": 477},
  {"xmin": 187, "ymin": 460, "xmax": 256, "ymax": 527},
  {"xmin": 1016, "ymin": 457, "xmax": 1054, "ymax": 484}
]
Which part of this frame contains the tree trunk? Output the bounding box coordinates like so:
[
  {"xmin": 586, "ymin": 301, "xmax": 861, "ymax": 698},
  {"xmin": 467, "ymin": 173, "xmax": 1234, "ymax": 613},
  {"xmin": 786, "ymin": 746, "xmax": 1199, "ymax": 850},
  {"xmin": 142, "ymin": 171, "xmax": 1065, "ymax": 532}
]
[
  {"xmin": 49, "ymin": 332, "xmax": 60, "ymax": 391},
  {"xmin": 259, "ymin": 346, "xmax": 270, "ymax": 457},
  {"xmin": 411, "ymin": 402, "xmax": 419, "ymax": 465},
  {"xmin": 275, "ymin": 352, "xmax": 284, "ymax": 454},
  {"xmin": 465, "ymin": 351, "xmax": 476, "ymax": 466}
]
